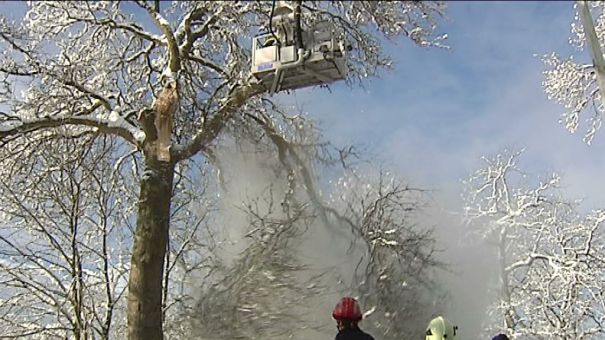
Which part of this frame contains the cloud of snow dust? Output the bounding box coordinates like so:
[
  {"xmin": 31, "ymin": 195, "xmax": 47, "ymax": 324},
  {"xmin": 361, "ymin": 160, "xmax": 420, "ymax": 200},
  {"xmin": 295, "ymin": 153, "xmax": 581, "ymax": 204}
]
[
  {"xmin": 424, "ymin": 186, "xmax": 500, "ymax": 339},
  {"xmin": 193, "ymin": 138, "xmax": 369, "ymax": 339},
  {"xmin": 194, "ymin": 132, "xmax": 482, "ymax": 339}
]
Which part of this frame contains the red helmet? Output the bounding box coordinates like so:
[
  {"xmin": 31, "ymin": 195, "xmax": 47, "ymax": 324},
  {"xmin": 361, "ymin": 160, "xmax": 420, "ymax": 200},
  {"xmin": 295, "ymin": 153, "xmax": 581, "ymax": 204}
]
[{"xmin": 332, "ymin": 296, "xmax": 363, "ymax": 321}]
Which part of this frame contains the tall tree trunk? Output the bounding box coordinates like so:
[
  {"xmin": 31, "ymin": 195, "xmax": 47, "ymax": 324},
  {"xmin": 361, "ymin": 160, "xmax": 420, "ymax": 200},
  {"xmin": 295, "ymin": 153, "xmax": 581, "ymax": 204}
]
[{"xmin": 128, "ymin": 158, "xmax": 174, "ymax": 340}]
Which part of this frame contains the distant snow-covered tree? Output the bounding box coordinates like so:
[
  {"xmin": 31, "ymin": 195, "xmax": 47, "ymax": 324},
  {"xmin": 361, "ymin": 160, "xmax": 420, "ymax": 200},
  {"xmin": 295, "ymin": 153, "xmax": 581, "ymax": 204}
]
[
  {"xmin": 542, "ymin": 1, "xmax": 605, "ymax": 144},
  {"xmin": 463, "ymin": 150, "xmax": 605, "ymax": 339}
]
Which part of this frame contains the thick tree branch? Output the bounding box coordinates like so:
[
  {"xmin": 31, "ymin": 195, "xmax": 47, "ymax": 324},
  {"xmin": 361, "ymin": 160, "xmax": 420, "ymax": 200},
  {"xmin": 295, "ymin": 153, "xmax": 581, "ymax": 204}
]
[
  {"xmin": 0, "ymin": 66, "xmax": 39, "ymax": 77},
  {"xmin": 137, "ymin": 1, "xmax": 181, "ymax": 73},
  {"xmin": 0, "ymin": 114, "xmax": 139, "ymax": 146},
  {"xmin": 172, "ymin": 80, "xmax": 265, "ymax": 161}
]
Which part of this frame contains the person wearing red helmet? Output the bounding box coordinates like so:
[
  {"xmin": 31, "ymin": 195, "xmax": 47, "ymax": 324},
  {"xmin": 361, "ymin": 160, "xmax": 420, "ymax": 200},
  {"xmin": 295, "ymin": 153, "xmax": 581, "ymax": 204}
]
[{"xmin": 332, "ymin": 296, "xmax": 375, "ymax": 340}]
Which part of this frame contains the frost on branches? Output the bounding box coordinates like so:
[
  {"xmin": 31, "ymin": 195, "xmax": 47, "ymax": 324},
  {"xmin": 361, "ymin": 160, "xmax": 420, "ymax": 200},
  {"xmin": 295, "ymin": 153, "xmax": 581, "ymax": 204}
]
[
  {"xmin": 0, "ymin": 1, "xmax": 447, "ymax": 338},
  {"xmin": 542, "ymin": 2, "xmax": 605, "ymax": 144},
  {"xmin": 463, "ymin": 150, "xmax": 605, "ymax": 339}
]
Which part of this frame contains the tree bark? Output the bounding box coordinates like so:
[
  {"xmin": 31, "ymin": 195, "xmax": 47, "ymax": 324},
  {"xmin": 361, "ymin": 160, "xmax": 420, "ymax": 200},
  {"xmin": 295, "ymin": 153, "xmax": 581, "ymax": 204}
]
[{"xmin": 127, "ymin": 158, "xmax": 174, "ymax": 340}]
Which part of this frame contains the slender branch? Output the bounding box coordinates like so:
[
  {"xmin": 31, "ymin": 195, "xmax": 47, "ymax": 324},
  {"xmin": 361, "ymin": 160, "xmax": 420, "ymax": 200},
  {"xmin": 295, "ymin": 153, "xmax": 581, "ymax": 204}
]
[
  {"xmin": 185, "ymin": 55, "xmax": 228, "ymax": 77},
  {"xmin": 63, "ymin": 14, "xmax": 164, "ymax": 45},
  {"xmin": 242, "ymin": 111, "xmax": 332, "ymax": 232}
]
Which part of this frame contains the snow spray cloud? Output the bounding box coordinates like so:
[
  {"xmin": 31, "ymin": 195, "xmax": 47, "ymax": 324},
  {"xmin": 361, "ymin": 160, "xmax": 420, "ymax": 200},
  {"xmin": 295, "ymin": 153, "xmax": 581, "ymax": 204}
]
[
  {"xmin": 188, "ymin": 129, "xmax": 448, "ymax": 339},
  {"xmin": 424, "ymin": 185, "xmax": 500, "ymax": 339},
  {"xmin": 189, "ymin": 138, "xmax": 362, "ymax": 339}
]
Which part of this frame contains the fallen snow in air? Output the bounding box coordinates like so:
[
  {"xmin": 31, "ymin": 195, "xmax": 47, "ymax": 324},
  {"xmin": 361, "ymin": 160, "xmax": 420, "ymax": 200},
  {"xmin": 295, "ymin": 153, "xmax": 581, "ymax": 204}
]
[{"xmin": 363, "ymin": 306, "xmax": 376, "ymax": 318}]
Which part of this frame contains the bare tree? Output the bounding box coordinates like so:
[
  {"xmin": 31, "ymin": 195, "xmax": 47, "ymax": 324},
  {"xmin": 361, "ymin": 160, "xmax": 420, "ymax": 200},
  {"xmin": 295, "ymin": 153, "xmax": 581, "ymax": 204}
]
[
  {"xmin": 0, "ymin": 1, "xmax": 446, "ymax": 338},
  {"xmin": 463, "ymin": 150, "xmax": 605, "ymax": 339},
  {"xmin": 188, "ymin": 166, "xmax": 444, "ymax": 339},
  {"xmin": 185, "ymin": 112, "xmax": 344, "ymax": 339},
  {"xmin": 0, "ymin": 135, "xmax": 133, "ymax": 339},
  {"xmin": 0, "ymin": 134, "xmax": 216, "ymax": 339}
]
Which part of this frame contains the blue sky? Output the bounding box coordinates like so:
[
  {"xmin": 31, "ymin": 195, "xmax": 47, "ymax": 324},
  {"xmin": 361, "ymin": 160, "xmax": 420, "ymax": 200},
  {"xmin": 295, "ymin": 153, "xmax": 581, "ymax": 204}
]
[
  {"xmin": 292, "ymin": 2, "xmax": 593, "ymax": 198},
  {"xmin": 283, "ymin": 2, "xmax": 605, "ymax": 218}
]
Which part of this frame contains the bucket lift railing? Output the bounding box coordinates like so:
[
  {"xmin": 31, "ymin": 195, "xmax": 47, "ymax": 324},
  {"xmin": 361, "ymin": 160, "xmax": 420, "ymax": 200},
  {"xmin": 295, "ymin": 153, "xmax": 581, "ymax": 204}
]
[{"xmin": 250, "ymin": 1, "xmax": 348, "ymax": 95}]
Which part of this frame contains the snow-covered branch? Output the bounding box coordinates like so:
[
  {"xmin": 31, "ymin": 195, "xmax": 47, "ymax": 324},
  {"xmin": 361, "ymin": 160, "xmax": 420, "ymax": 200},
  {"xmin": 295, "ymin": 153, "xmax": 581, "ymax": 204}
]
[
  {"xmin": 0, "ymin": 111, "xmax": 141, "ymax": 146},
  {"xmin": 542, "ymin": 2, "xmax": 605, "ymax": 144},
  {"xmin": 136, "ymin": 1, "xmax": 181, "ymax": 74},
  {"xmin": 0, "ymin": 2, "xmax": 448, "ymax": 338}
]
